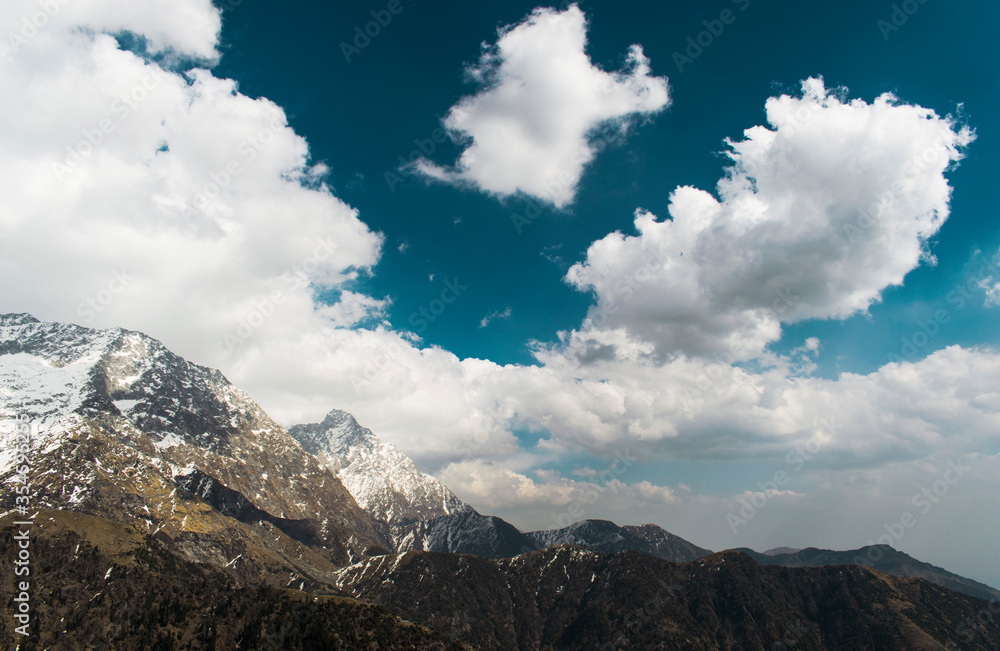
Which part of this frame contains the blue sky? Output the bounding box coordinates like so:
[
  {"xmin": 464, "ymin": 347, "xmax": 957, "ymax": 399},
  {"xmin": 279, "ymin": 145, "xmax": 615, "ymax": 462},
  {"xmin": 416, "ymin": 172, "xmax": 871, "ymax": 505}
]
[
  {"xmin": 1, "ymin": 0, "xmax": 998, "ymax": 588},
  {"xmin": 216, "ymin": 0, "xmax": 999, "ymax": 374}
]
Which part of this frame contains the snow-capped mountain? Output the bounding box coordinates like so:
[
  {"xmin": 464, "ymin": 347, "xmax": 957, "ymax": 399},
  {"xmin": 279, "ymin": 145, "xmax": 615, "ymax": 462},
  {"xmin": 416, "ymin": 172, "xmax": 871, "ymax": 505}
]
[
  {"xmin": 3, "ymin": 314, "xmax": 998, "ymax": 650},
  {"xmin": 289, "ymin": 409, "xmax": 473, "ymax": 532},
  {"xmin": 0, "ymin": 314, "xmax": 388, "ymax": 589}
]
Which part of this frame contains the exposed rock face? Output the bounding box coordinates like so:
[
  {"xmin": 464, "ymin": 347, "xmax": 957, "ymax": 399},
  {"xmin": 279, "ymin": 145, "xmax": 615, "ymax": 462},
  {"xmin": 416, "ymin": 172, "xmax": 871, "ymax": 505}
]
[
  {"xmin": 331, "ymin": 545, "xmax": 1000, "ymax": 650},
  {"xmin": 393, "ymin": 510, "xmax": 540, "ymax": 557},
  {"xmin": 0, "ymin": 510, "xmax": 472, "ymax": 650},
  {"xmin": 736, "ymin": 545, "xmax": 1000, "ymax": 602},
  {"xmin": 0, "ymin": 314, "xmax": 388, "ymax": 591},
  {"xmin": 289, "ymin": 409, "xmax": 472, "ymax": 536}
]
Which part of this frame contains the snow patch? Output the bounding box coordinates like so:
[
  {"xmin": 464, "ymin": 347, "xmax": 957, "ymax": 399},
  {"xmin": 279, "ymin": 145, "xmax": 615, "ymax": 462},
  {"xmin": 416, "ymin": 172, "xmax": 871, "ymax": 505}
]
[
  {"xmin": 155, "ymin": 433, "xmax": 184, "ymax": 450},
  {"xmin": 113, "ymin": 399, "xmax": 139, "ymax": 414}
]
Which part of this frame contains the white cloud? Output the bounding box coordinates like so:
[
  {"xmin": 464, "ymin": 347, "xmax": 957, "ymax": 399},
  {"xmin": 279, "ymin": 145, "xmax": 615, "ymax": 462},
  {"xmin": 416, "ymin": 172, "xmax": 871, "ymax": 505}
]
[
  {"xmin": 0, "ymin": 2, "xmax": 383, "ymax": 386},
  {"xmin": 983, "ymin": 281, "xmax": 1000, "ymax": 307},
  {"xmin": 437, "ymin": 459, "xmax": 683, "ymax": 515},
  {"xmin": 479, "ymin": 307, "xmax": 512, "ymax": 328},
  {"xmin": 792, "ymin": 337, "xmax": 821, "ymax": 356},
  {"xmin": 566, "ymin": 78, "xmax": 974, "ymax": 360},
  {"xmin": 2, "ymin": 15, "xmax": 990, "ymax": 482},
  {"xmin": 979, "ymin": 250, "xmax": 1000, "ymax": 307},
  {"xmin": 414, "ymin": 3, "xmax": 670, "ymax": 207},
  {"xmin": 0, "ymin": 0, "xmax": 221, "ymax": 62}
]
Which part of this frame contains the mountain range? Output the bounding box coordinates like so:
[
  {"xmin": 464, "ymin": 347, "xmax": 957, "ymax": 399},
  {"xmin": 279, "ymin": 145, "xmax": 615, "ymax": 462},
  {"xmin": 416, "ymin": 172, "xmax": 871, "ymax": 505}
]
[{"xmin": 2, "ymin": 313, "xmax": 997, "ymax": 649}]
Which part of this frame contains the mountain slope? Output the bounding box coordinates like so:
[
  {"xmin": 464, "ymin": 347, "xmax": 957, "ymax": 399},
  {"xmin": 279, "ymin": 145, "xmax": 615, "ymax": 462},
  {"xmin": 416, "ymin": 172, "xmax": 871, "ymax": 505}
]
[
  {"xmin": 393, "ymin": 510, "xmax": 540, "ymax": 557},
  {"xmin": 332, "ymin": 545, "xmax": 1000, "ymax": 650},
  {"xmin": 528, "ymin": 519, "xmax": 712, "ymax": 563},
  {"xmin": 0, "ymin": 510, "xmax": 471, "ymax": 649},
  {"xmin": 289, "ymin": 409, "xmax": 472, "ymax": 531},
  {"xmin": 736, "ymin": 545, "xmax": 1000, "ymax": 602},
  {"xmin": 285, "ymin": 407, "xmax": 719, "ymax": 566},
  {"xmin": 0, "ymin": 314, "xmax": 389, "ymax": 588}
]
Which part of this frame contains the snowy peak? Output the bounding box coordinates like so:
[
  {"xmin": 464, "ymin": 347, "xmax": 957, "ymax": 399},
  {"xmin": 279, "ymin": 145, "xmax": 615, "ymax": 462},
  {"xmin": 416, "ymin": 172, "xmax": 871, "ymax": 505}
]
[
  {"xmin": 291, "ymin": 408, "xmax": 376, "ymax": 459},
  {"xmin": 1, "ymin": 314, "xmax": 389, "ymax": 572},
  {"xmin": 0, "ymin": 313, "xmax": 39, "ymax": 326},
  {"xmin": 0, "ymin": 314, "xmax": 261, "ymax": 455},
  {"xmin": 289, "ymin": 409, "xmax": 472, "ymax": 532}
]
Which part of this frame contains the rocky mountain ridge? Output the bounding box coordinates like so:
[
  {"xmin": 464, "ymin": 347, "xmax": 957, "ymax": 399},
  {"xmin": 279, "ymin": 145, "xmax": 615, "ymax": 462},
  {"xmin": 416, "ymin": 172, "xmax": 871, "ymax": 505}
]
[
  {"xmin": 288, "ymin": 409, "xmax": 473, "ymax": 536},
  {"xmin": 0, "ymin": 313, "xmax": 388, "ymax": 591}
]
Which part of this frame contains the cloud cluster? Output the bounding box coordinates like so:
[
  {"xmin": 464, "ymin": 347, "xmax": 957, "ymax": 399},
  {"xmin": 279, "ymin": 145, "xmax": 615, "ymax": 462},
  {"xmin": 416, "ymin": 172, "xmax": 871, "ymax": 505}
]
[
  {"xmin": 415, "ymin": 3, "xmax": 670, "ymax": 207},
  {"xmin": 0, "ymin": 0, "xmax": 382, "ymax": 368},
  {"xmin": 566, "ymin": 78, "xmax": 974, "ymax": 359},
  {"xmin": 437, "ymin": 458, "xmax": 684, "ymax": 520}
]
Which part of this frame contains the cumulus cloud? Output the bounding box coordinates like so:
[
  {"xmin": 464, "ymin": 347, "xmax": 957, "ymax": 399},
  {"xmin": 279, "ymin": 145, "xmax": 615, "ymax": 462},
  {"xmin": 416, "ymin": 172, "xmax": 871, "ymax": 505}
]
[
  {"xmin": 0, "ymin": 0, "xmax": 382, "ymax": 371},
  {"xmin": 414, "ymin": 3, "xmax": 670, "ymax": 207},
  {"xmin": 0, "ymin": 0, "xmax": 221, "ymax": 62},
  {"xmin": 437, "ymin": 459, "xmax": 683, "ymax": 517},
  {"xmin": 566, "ymin": 78, "xmax": 974, "ymax": 360}
]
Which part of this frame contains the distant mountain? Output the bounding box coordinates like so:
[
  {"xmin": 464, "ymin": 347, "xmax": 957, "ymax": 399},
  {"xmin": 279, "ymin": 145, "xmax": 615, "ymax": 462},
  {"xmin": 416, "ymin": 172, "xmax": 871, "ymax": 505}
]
[
  {"xmin": 763, "ymin": 546, "xmax": 802, "ymax": 556},
  {"xmin": 0, "ymin": 313, "xmax": 388, "ymax": 591},
  {"xmin": 285, "ymin": 411, "xmax": 718, "ymax": 566},
  {"xmin": 528, "ymin": 519, "xmax": 712, "ymax": 563},
  {"xmin": 737, "ymin": 545, "xmax": 1000, "ymax": 602},
  {"xmin": 332, "ymin": 545, "xmax": 1000, "ymax": 650},
  {"xmin": 394, "ymin": 510, "xmax": 539, "ymax": 557},
  {"xmin": 288, "ymin": 409, "xmax": 472, "ymax": 536}
]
